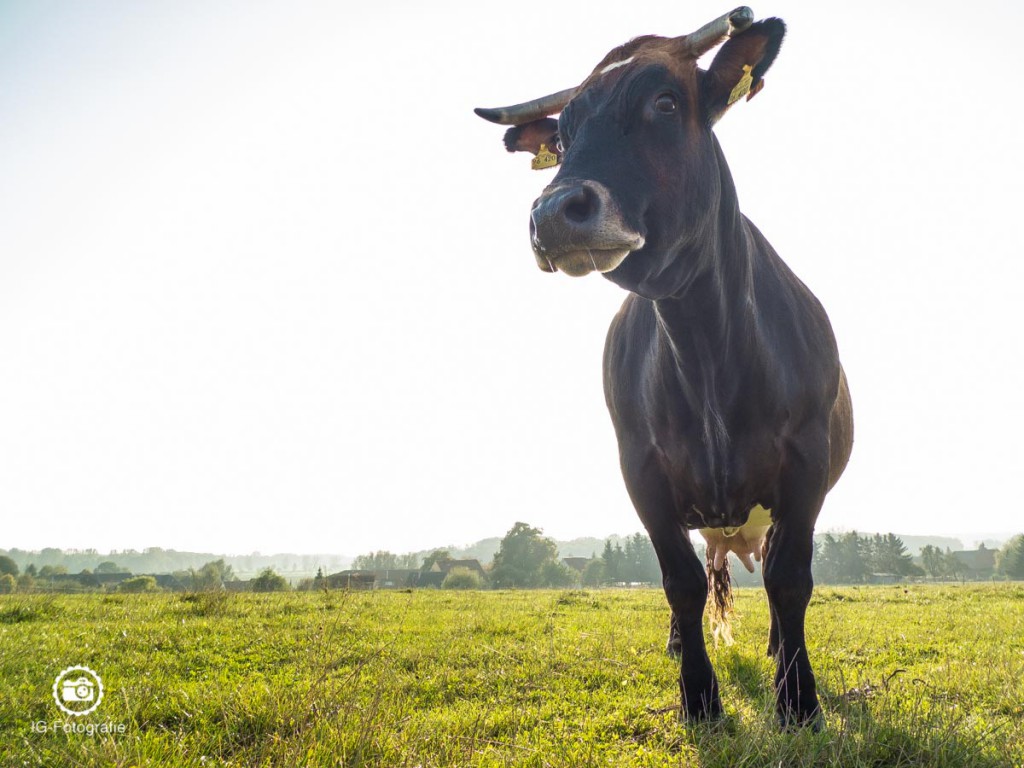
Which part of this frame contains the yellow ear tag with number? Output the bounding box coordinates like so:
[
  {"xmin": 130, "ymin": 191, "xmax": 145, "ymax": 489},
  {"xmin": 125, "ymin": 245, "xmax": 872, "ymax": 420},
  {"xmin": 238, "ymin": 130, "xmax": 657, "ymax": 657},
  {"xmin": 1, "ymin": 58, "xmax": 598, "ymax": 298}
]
[
  {"xmin": 728, "ymin": 64, "xmax": 754, "ymax": 106},
  {"xmin": 531, "ymin": 143, "xmax": 559, "ymax": 171}
]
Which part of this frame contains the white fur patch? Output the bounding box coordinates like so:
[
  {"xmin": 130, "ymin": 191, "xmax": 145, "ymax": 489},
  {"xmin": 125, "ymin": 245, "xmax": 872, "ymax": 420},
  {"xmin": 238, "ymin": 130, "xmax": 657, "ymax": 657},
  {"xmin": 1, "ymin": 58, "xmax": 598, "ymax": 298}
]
[{"xmin": 600, "ymin": 56, "xmax": 635, "ymax": 75}]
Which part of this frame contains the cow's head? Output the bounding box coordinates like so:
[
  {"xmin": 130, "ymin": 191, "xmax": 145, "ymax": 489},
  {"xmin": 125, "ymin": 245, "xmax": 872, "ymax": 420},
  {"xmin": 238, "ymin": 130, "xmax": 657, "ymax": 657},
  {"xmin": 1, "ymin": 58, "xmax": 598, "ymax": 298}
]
[{"xmin": 476, "ymin": 7, "xmax": 784, "ymax": 298}]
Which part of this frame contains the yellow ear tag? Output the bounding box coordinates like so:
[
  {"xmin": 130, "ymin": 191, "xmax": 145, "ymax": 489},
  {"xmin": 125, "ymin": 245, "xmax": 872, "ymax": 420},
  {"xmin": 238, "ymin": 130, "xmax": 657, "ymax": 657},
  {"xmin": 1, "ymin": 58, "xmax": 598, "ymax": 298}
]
[
  {"xmin": 531, "ymin": 143, "xmax": 559, "ymax": 171},
  {"xmin": 727, "ymin": 64, "xmax": 754, "ymax": 106}
]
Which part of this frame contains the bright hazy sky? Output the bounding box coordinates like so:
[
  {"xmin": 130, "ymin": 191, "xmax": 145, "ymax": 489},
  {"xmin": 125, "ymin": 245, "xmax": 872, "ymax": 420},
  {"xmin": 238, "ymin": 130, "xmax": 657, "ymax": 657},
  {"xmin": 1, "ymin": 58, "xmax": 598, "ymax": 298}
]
[{"xmin": 2, "ymin": 1, "xmax": 1022, "ymax": 556}]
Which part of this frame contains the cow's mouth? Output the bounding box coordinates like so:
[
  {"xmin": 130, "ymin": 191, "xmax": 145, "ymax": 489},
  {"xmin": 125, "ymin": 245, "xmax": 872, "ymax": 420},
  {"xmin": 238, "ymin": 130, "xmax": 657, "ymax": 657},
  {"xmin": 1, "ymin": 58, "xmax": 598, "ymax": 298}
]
[
  {"xmin": 530, "ymin": 180, "xmax": 644, "ymax": 277},
  {"xmin": 534, "ymin": 243, "xmax": 642, "ymax": 277}
]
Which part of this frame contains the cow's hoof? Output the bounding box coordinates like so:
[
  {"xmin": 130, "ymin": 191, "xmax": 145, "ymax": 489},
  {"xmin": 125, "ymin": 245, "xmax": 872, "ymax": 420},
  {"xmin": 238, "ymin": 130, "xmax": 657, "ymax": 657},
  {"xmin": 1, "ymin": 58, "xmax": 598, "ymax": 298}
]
[
  {"xmin": 776, "ymin": 705, "xmax": 823, "ymax": 732},
  {"xmin": 683, "ymin": 704, "xmax": 723, "ymax": 723},
  {"xmin": 682, "ymin": 692, "xmax": 723, "ymax": 722}
]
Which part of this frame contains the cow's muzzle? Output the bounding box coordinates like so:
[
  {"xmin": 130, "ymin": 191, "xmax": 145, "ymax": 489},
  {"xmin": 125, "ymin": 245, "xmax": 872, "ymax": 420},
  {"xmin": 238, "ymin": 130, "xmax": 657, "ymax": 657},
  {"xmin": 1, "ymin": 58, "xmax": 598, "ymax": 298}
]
[{"xmin": 530, "ymin": 180, "xmax": 644, "ymax": 277}]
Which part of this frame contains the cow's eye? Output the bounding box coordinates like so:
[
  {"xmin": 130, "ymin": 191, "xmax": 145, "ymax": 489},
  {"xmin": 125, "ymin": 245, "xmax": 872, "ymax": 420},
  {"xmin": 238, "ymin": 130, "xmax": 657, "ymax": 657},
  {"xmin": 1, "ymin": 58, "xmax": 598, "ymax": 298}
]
[{"xmin": 654, "ymin": 94, "xmax": 677, "ymax": 114}]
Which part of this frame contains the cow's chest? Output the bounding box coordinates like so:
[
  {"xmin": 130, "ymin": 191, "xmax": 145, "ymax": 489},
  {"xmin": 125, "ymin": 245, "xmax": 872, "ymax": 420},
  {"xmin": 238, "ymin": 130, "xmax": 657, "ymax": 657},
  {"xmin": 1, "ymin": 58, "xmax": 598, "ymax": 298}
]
[{"xmin": 650, "ymin": 400, "xmax": 784, "ymax": 530}]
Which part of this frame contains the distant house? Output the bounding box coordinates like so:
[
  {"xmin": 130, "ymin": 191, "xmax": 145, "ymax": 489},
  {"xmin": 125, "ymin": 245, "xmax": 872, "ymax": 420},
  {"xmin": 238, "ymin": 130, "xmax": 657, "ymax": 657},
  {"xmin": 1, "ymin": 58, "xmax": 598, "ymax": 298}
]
[
  {"xmin": 374, "ymin": 569, "xmax": 420, "ymax": 588},
  {"xmin": 952, "ymin": 545, "xmax": 996, "ymax": 577},
  {"xmin": 416, "ymin": 570, "xmax": 445, "ymax": 588},
  {"xmin": 436, "ymin": 559, "xmax": 485, "ymax": 577},
  {"xmin": 327, "ymin": 569, "xmax": 421, "ymax": 590},
  {"xmin": 39, "ymin": 573, "xmax": 91, "ymax": 591},
  {"xmin": 562, "ymin": 557, "xmax": 592, "ymax": 573},
  {"xmin": 147, "ymin": 573, "xmax": 189, "ymax": 591},
  {"xmin": 417, "ymin": 558, "xmax": 486, "ymax": 587},
  {"xmin": 94, "ymin": 573, "xmax": 133, "ymax": 586}
]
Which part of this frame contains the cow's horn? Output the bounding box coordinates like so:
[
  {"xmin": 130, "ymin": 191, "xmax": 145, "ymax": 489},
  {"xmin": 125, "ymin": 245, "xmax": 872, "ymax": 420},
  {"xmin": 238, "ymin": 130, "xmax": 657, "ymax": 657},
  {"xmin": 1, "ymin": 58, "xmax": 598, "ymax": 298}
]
[
  {"xmin": 680, "ymin": 6, "xmax": 754, "ymax": 57},
  {"xmin": 474, "ymin": 87, "xmax": 578, "ymax": 126}
]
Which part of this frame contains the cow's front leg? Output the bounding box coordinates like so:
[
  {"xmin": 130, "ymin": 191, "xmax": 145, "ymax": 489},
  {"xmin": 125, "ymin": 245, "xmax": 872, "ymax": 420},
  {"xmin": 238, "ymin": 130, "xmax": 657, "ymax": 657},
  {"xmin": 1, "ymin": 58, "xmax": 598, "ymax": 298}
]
[
  {"xmin": 763, "ymin": 442, "xmax": 827, "ymax": 728},
  {"xmin": 647, "ymin": 518, "xmax": 721, "ymax": 720},
  {"xmin": 666, "ymin": 610, "xmax": 682, "ymax": 658}
]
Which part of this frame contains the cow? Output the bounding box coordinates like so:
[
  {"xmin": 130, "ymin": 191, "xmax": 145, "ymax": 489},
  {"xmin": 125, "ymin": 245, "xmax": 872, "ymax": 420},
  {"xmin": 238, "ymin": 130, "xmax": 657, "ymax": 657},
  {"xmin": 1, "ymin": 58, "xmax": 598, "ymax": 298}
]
[{"xmin": 475, "ymin": 6, "xmax": 854, "ymax": 728}]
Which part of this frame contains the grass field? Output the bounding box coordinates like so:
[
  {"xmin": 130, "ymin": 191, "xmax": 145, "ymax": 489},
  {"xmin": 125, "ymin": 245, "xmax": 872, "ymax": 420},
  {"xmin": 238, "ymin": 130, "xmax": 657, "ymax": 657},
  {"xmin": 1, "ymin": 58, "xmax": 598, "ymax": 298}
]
[{"xmin": 1, "ymin": 584, "xmax": 1022, "ymax": 767}]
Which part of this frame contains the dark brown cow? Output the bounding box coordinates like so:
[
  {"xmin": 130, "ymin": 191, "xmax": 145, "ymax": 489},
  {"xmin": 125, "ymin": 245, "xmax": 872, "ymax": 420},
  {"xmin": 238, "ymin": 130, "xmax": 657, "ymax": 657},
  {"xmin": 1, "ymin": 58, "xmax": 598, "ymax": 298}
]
[{"xmin": 476, "ymin": 7, "xmax": 853, "ymax": 727}]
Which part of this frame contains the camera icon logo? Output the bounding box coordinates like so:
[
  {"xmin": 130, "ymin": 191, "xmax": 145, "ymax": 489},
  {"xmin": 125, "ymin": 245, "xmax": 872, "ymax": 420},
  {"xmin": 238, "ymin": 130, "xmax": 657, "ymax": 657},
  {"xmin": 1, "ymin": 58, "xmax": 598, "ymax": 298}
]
[{"xmin": 52, "ymin": 665, "xmax": 104, "ymax": 716}]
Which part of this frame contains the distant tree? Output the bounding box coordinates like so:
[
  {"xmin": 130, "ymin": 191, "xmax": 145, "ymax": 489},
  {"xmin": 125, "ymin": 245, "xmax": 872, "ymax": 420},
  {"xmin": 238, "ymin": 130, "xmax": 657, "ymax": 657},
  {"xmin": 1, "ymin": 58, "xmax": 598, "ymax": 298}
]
[
  {"xmin": 25, "ymin": 564, "xmax": 37, "ymax": 577},
  {"xmin": 0, "ymin": 555, "xmax": 18, "ymax": 577},
  {"xmin": 312, "ymin": 567, "xmax": 326, "ymax": 591},
  {"xmin": 490, "ymin": 522, "xmax": 561, "ymax": 588},
  {"xmin": 118, "ymin": 575, "xmax": 159, "ymax": 593},
  {"xmin": 943, "ymin": 548, "xmax": 966, "ymax": 580},
  {"xmin": 17, "ymin": 572, "xmax": 35, "ymax": 592},
  {"xmin": 600, "ymin": 541, "xmax": 623, "ymax": 582},
  {"xmin": 251, "ymin": 568, "xmax": 290, "ymax": 592},
  {"xmin": 581, "ymin": 559, "xmax": 606, "ymax": 587},
  {"xmin": 867, "ymin": 534, "xmax": 922, "ymax": 577},
  {"xmin": 540, "ymin": 560, "xmax": 577, "ymax": 587},
  {"xmin": 38, "ymin": 565, "xmax": 68, "ymax": 578},
  {"xmin": 996, "ymin": 535, "xmax": 1024, "ymax": 579},
  {"xmin": 621, "ymin": 534, "xmax": 660, "ymax": 583},
  {"xmin": 0, "ymin": 574, "xmax": 15, "ymax": 593},
  {"xmin": 920, "ymin": 545, "xmax": 948, "ymax": 578},
  {"xmin": 421, "ymin": 550, "xmax": 453, "ymax": 571},
  {"xmin": 95, "ymin": 561, "xmax": 126, "ymax": 574},
  {"xmin": 442, "ymin": 567, "xmax": 482, "ymax": 589},
  {"xmin": 814, "ymin": 532, "xmax": 868, "ymax": 583},
  {"xmin": 353, "ymin": 551, "xmax": 401, "ymax": 570},
  {"xmin": 190, "ymin": 560, "xmax": 234, "ymax": 591},
  {"xmin": 395, "ymin": 553, "xmax": 420, "ymax": 569},
  {"xmin": 838, "ymin": 532, "xmax": 868, "ymax": 582}
]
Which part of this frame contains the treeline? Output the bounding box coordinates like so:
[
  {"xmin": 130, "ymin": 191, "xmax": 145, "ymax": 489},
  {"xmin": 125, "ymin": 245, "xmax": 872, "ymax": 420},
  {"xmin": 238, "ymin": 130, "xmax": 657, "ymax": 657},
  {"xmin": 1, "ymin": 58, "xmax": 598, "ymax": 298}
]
[
  {"xmin": 812, "ymin": 532, "xmax": 1024, "ymax": 583},
  {"xmin": 0, "ymin": 558, "xmax": 278, "ymax": 595},
  {"xmin": 349, "ymin": 526, "xmax": 661, "ymax": 589},
  {"xmin": 0, "ymin": 547, "xmax": 351, "ymax": 580},
  {"xmin": 490, "ymin": 526, "xmax": 661, "ymax": 587},
  {"xmin": 3, "ymin": 531, "xmax": 1022, "ymax": 596},
  {"xmin": 813, "ymin": 532, "xmax": 921, "ymax": 582},
  {"xmin": 350, "ymin": 529, "xmax": 1024, "ymax": 588}
]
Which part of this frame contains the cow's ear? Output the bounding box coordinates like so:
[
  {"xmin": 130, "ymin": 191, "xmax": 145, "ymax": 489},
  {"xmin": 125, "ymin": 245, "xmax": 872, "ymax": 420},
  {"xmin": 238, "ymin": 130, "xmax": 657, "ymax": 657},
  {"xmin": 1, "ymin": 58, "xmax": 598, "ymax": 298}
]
[
  {"xmin": 701, "ymin": 18, "xmax": 785, "ymax": 125},
  {"xmin": 503, "ymin": 118, "xmax": 559, "ymax": 155}
]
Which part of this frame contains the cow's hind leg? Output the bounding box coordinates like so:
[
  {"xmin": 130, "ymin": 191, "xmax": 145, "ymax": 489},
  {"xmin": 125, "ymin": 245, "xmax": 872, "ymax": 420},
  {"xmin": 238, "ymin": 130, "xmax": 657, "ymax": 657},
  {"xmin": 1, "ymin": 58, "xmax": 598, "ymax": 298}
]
[
  {"xmin": 647, "ymin": 518, "xmax": 721, "ymax": 720},
  {"xmin": 765, "ymin": 526, "xmax": 781, "ymax": 657}
]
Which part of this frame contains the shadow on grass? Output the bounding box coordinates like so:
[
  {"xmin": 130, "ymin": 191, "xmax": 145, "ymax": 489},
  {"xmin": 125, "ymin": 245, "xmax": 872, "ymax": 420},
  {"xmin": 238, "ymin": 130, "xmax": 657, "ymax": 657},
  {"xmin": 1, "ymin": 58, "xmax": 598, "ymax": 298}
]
[{"xmin": 696, "ymin": 650, "xmax": 1018, "ymax": 768}]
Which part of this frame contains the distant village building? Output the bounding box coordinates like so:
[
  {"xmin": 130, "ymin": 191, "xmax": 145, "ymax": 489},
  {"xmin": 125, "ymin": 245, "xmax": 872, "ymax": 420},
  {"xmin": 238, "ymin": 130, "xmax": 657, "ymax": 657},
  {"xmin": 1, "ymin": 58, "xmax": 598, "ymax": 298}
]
[
  {"xmin": 951, "ymin": 544, "xmax": 996, "ymax": 577},
  {"xmin": 325, "ymin": 560, "xmax": 488, "ymax": 590},
  {"xmin": 149, "ymin": 573, "xmax": 189, "ymax": 591},
  {"xmin": 433, "ymin": 559, "xmax": 485, "ymax": 577},
  {"xmin": 562, "ymin": 557, "xmax": 593, "ymax": 573},
  {"xmin": 327, "ymin": 569, "xmax": 420, "ymax": 590},
  {"xmin": 417, "ymin": 559, "xmax": 486, "ymax": 588}
]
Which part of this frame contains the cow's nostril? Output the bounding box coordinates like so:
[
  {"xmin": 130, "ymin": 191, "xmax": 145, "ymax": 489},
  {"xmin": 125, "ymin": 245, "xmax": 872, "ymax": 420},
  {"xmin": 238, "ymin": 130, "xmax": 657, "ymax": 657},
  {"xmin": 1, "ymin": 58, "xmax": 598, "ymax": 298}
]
[{"xmin": 563, "ymin": 186, "xmax": 597, "ymax": 224}]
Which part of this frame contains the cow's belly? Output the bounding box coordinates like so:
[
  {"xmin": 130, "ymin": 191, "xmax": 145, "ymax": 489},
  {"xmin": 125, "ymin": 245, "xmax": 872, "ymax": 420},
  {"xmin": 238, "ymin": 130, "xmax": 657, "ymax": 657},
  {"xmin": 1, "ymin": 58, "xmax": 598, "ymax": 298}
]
[{"xmin": 699, "ymin": 504, "xmax": 773, "ymax": 573}]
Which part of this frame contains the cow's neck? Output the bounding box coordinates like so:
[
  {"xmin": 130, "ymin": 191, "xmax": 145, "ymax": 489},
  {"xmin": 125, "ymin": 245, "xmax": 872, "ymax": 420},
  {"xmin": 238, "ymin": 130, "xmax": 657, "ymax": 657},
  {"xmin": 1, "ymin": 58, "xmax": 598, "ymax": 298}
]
[
  {"xmin": 654, "ymin": 142, "xmax": 758, "ymax": 385},
  {"xmin": 649, "ymin": 148, "xmax": 765, "ymax": 509}
]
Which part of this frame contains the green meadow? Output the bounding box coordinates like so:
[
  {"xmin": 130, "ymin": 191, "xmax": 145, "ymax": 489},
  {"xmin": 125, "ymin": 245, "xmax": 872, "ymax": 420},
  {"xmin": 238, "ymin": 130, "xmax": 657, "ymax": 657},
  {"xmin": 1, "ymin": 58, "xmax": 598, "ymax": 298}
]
[{"xmin": 0, "ymin": 584, "xmax": 1021, "ymax": 767}]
